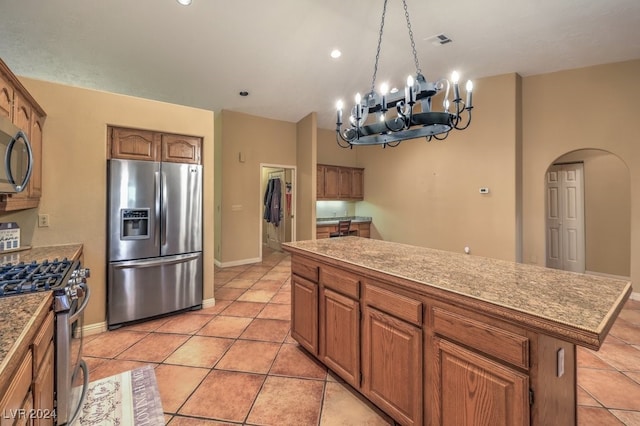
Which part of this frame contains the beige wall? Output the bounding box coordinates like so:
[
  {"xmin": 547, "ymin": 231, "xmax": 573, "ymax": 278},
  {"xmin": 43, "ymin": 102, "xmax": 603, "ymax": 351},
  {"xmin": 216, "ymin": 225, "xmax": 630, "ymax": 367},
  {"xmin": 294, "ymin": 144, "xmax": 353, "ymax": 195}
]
[
  {"xmin": 217, "ymin": 110, "xmax": 297, "ymax": 265},
  {"xmin": 0, "ymin": 78, "xmax": 215, "ymax": 327},
  {"xmin": 317, "ymin": 127, "xmax": 358, "ymax": 166},
  {"xmin": 352, "ymin": 73, "xmax": 520, "ymax": 261},
  {"xmin": 553, "ymin": 150, "xmax": 630, "ymax": 276},
  {"xmin": 522, "ymin": 59, "xmax": 640, "ymax": 284}
]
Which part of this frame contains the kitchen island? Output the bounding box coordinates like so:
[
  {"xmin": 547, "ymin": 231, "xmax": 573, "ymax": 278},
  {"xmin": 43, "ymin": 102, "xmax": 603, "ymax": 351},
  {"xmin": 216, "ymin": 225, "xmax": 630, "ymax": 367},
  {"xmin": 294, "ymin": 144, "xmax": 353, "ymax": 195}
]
[{"xmin": 282, "ymin": 237, "xmax": 631, "ymax": 426}]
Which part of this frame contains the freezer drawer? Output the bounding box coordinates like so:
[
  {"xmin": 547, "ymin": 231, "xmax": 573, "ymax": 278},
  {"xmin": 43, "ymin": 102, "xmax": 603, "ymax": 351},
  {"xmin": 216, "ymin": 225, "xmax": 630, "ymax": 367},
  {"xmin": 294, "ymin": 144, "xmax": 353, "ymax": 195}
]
[{"xmin": 108, "ymin": 252, "xmax": 203, "ymax": 328}]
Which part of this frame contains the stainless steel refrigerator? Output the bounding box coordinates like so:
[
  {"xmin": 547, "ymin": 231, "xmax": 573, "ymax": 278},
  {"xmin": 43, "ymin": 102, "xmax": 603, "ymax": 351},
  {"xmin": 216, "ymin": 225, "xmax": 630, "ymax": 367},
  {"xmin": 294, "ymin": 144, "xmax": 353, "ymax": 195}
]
[{"xmin": 107, "ymin": 158, "xmax": 203, "ymax": 329}]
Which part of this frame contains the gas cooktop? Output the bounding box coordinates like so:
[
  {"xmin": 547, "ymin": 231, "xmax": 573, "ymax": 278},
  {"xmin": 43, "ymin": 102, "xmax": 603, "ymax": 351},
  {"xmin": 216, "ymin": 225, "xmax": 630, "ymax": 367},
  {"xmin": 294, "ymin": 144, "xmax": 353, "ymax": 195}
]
[{"xmin": 0, "ymin": 258, "xmax": 73, "ymax": 297}]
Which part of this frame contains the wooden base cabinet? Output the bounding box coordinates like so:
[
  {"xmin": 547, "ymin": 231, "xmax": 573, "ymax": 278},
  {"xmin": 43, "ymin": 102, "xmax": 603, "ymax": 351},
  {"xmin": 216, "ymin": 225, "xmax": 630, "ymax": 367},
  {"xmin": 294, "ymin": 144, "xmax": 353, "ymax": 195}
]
[
  {"xmin": 362, "ymin": 306, "xmax": 422, "ymax": 426},
  {"xmin": 287, "ymin": 252, "xmax": 582, "ymax": 426},
  {"xmin": 433, "ymin": 337, "xmax": 529, "ymax": 426}
]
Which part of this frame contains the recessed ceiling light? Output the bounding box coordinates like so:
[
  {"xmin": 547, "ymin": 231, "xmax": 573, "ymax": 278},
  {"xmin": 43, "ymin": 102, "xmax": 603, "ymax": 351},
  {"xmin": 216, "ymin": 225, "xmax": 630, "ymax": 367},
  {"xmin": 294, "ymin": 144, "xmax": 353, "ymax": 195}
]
[
  {"xmin": 177, "ymin": 0, "xmax": 192, "ymax": 5},
  {"xmin": 330, "ymin": 49, "xmax": 342, "ymax": 59},
  {"xmin": 239, "ymin": 91, "xmax": 249, "ymax": 97}
]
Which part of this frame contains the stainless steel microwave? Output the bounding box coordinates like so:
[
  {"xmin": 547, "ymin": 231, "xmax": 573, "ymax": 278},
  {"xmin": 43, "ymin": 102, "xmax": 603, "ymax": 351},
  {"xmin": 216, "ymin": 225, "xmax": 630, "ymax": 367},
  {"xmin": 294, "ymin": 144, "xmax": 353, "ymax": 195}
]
[{"xmin": 0, "ymin": 114, "xmax": 33, "ymax": 193}]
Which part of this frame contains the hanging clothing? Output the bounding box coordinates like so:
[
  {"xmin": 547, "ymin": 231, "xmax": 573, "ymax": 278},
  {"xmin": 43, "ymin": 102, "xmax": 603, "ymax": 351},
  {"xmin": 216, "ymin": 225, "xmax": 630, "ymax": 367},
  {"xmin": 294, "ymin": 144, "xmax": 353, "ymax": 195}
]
[{"xmin": 263, "ymin": 177, "xmax": 282, "ymax": 227}]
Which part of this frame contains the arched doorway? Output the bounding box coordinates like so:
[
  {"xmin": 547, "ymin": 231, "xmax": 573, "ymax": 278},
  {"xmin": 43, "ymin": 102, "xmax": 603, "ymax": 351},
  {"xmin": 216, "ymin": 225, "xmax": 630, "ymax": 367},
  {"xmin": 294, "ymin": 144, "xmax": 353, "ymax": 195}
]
[{"xmin": 544, "ymin": 149, "xmax": 630, "ymax": 277}]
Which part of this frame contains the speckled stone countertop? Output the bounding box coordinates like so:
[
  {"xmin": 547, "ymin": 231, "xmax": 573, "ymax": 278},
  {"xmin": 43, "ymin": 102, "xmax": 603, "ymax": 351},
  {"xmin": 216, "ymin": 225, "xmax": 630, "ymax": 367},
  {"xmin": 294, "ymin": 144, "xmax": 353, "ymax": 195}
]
[
  {"xmin": 0, "ymin": 244, "xmax": 83, "ymax": 397},
  {"xmin": 0, "ymin": 243, "xmax": 83, "ymax": 266},
  {"xmin": 316, "ymin": 216, "xmax": 372, "ymax": 226},
  {"xmin": 0, "ymin": 292, "xmax": 52, "ymax": 396},
  {"xmin": 282, "ymin": 237, "xmax": 632, "ymax": 349}
]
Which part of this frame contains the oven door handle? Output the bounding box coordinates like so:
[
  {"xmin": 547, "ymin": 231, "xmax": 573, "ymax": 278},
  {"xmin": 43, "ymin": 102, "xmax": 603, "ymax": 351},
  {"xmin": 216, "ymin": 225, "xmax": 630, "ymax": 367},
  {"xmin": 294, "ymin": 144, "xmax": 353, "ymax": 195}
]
[{"xmin": 69, "ymin": 282, "xmax": 90, "ymax": 324}]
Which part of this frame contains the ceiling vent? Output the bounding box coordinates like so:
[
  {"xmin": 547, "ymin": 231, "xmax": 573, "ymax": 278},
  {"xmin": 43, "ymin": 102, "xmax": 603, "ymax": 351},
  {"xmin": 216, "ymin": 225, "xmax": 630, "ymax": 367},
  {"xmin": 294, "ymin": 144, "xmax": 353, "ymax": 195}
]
[{"xmin": 426, "ymin": 34, "xmax": 453, "ymax": 46}]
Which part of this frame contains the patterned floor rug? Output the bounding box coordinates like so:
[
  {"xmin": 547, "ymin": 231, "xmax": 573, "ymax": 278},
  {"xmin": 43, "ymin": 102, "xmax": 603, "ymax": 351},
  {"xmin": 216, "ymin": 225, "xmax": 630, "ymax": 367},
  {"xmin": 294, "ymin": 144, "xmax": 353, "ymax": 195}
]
[{"xmin": 73, "ymin": 364, "xmax": 164, "ymax": 425}]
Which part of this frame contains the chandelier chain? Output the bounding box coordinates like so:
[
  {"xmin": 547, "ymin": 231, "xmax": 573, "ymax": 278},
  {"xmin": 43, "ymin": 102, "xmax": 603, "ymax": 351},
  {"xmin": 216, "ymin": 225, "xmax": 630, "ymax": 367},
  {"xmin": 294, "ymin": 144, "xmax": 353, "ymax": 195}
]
[
  {"xmin": 402, "ymin": 0, "xmax": 421, "ymax": 75},
  {"xmin": 370, "ymin": 0, "xmax": 389, "ymax": 94}
]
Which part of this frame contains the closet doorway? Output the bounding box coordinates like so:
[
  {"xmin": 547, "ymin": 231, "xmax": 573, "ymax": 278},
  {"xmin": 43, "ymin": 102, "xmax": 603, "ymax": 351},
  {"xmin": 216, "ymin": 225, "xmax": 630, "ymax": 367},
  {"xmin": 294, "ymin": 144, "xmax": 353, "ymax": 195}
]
[{"xmin": 260, "ymin": 164, "xmax": 296, "ymax": 257}]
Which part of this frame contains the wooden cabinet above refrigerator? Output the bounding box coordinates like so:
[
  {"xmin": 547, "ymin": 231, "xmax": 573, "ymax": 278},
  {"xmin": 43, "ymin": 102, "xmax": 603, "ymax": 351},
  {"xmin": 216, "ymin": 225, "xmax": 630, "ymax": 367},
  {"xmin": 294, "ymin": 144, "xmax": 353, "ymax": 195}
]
[{"xmin": 108, "ymin": 126, "xmax": 202, "ymax": 164}]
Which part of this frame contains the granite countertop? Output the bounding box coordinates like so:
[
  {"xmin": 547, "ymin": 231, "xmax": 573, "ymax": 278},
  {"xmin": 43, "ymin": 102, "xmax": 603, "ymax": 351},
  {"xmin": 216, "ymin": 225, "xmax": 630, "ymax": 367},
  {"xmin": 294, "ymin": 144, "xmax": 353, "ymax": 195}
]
[
  {"xmin": 0, "ymin": 292, "xmax": 52, "ymax": 397},
  {"xmin": 0, "ymin": 243, "xmax": 83, "ymax": 266},
  {"xmin": 316, "ymin": 216, "xmax": 372, "ymax": 226},
  {"xmin": 0, "ymin": 244, "xmax": 83, "ymax": 397},
  {"xmin": 282, "ymin": 237, "xmax": 632, "ymax": 349}
]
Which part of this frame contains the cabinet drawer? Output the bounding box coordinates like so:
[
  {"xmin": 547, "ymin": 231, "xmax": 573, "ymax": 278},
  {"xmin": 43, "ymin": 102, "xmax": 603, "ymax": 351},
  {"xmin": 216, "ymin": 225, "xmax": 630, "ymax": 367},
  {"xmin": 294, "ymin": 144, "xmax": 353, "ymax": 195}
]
[
  {"xmin": 292, "ymin": 255, "xmax": 319, "ymax": 283},
  {"xmin": 364, "ymin": 283, "xmax": 422, "ymax": 326},
  {"xmin": 0, "ymin": 350, "xmax": 33, "ymax": 418},
  {"xmin": 320, "ymin": 266, "xmax": 360, "ymax": 299},
  {"xmin": 433, "ymin": 307, "xmax": 529, "ymax": 369},
  {"xmin": 32, "ymin": 310, "xmax": 54, "ymax": 370}
]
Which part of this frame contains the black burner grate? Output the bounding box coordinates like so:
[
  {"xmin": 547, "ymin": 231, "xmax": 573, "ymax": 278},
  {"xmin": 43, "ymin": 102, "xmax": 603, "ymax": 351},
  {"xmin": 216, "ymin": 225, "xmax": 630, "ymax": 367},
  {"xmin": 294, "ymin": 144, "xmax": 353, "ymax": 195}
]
[{"xmin": 0, "ymin": 258, "xmax": 72, "ymax": 296}]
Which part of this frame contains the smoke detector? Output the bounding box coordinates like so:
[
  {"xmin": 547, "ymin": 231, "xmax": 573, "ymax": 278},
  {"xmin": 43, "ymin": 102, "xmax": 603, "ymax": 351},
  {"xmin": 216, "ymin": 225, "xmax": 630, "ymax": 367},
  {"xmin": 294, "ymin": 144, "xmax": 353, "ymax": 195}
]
[{"xmin": 425, "ymin": 34, "xmax": 453, "ymax": 45}]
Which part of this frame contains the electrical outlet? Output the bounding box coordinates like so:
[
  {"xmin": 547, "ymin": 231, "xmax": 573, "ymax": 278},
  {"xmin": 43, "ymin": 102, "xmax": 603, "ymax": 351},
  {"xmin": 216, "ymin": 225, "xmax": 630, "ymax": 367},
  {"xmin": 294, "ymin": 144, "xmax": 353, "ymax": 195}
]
[{"xmin": 38, "ymin": 214, "xmax": 50, "ymax": 227}]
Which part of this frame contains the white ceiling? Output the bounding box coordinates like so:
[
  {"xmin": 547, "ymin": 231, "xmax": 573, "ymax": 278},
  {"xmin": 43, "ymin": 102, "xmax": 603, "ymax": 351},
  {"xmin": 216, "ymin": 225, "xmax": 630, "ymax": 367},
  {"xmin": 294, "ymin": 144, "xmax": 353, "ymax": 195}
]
[{"xmin": 1, "ymin": 0, "xmax": 639, "ymax": 130}]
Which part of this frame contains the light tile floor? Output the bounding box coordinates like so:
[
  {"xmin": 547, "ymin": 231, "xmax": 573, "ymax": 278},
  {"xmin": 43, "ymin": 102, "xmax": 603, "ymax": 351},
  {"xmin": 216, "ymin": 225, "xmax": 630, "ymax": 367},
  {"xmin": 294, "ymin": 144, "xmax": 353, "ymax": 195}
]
[{"xmin": 84, "ymin": 249, "xmax": 640, "ymax": 425}]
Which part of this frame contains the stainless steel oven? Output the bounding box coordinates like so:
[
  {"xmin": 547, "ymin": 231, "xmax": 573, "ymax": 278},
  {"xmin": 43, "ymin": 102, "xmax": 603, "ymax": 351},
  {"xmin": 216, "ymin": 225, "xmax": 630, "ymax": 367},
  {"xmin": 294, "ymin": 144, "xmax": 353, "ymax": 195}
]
[
  {"xmin": 0, "ymin": 257, "xmax": 90, "ymax": 425},
  {"xmin": 54, "ymin": 262, "xmax": 91, "ymax": 425}
]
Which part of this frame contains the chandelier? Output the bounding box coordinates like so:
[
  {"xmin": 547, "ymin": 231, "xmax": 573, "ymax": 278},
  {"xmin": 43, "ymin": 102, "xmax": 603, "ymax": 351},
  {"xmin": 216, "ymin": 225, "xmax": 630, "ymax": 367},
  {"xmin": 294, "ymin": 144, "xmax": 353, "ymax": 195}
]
[{"xmin": 335, "ymin": 0, "xmax": 473, "ymax": 148}]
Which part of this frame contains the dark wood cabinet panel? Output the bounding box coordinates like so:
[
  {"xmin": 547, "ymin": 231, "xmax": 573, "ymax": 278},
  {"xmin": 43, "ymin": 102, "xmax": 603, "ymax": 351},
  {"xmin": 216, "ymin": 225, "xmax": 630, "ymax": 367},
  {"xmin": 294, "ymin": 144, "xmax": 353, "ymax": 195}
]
[
  {"xmin": 110, "ymin": 127, "xmax": 160, "ymax": 161},
  {"xmin": 323, "ymin": 166, "xmax": 340, "ymax": 199},
  {"xmin": 0, "ymin": 73, "xmax": 13, "ymax": 119},
  {"xmin": 161, "ymin": 134, "xmax": 202, "ymax": 164}
]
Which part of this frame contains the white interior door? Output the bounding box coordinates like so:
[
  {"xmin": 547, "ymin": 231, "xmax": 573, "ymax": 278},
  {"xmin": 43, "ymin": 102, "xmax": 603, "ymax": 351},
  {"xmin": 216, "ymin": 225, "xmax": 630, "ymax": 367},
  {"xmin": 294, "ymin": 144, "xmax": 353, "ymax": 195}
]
[
  {"xmin": 266, "ymin": 170, "xmax": 285, "ymax": 251},
  {"xmin": 545, "ymin": 163, "xmax": 585, "ymax": 273}
]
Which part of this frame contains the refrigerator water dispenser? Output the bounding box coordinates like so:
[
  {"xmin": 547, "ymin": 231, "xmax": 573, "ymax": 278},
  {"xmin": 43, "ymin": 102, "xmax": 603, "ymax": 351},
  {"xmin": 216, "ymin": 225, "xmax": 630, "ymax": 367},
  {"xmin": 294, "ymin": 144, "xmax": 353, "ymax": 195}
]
[{"xmin": 121, "ymin": 208, "xmax": 150, "ymax": 239}]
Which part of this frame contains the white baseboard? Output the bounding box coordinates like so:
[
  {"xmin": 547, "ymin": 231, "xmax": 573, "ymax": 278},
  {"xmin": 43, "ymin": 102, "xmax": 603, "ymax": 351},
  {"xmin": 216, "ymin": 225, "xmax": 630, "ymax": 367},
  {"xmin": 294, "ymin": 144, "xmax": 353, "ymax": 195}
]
[
  {"xmin": 84, "ymin": 321, "xmax": 108, "ymax": 336},
  {"xmin": 630, "ymin": 292, "xmax": 640, "ymax": 301},
  {"xmin": 214, "ymin": 257, "xmax": 261, "ymax": 268}
]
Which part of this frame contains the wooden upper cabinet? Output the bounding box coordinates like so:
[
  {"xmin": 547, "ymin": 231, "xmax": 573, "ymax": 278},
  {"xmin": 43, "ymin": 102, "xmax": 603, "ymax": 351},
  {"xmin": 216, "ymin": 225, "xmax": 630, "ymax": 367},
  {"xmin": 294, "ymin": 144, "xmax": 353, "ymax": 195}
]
[
  {"xmin": 0, "ymin": 72, "xmax": 13, "ymax": 119},
  {"xmin": 28, "ymin": 111, "xmax": 45, "ymax": 199},
  {"xmin": 351, "ymin": 168, "xmax": 364, "ymax": 200},
  {"xmin": 317, "ymin": 164, "xmax": 364, "ymax": 200},
  {"xmin": 0, "ymin": 57, "xmax": 46, "ymax": 210},
  {"xmin": 338, "ymin": 168, "xmax": 352, "ymax": 199},
  {"xmin": 316, "ymin": 165, "xmax": 326, "ymax": 199},
  {"xmin": 109, "ymin": 126, "xmax": 202, "ymax": 164},
  {"xmin": 110, "ymin": 127, "xmax": 160, "ymax": 161},
  {"xmin": 323, "ymin": 166, "xmax": 340, "ymax": 199},
  {"xmin": 161, "ymin": 134, "xmax": 202, "ymax": 164}
]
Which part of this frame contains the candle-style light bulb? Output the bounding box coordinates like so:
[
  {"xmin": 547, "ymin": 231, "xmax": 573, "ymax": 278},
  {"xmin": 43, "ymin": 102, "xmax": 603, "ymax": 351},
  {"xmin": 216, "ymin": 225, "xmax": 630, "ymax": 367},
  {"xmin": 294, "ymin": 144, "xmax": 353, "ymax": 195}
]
[
  {"xmin": 452, "ymin": 71, "xmax": 460, "ymax": 101},
  {"xmin": 465, "ymin": 80, "xmax": 473, "ymax": 109},
  {"xmin": 380, "ymin": 82, "xmax": 389, "ymax": 112},
  {"xmin": 405, "ymin": 75, "xmax": 415, "ymax": 105},
  {"xmin": 355, "ymin": 93, "xmax": 362, "ymax": 121},
  {"xmin": 336, "ymin": 100, "xmax": 343, "ymax": 124}
]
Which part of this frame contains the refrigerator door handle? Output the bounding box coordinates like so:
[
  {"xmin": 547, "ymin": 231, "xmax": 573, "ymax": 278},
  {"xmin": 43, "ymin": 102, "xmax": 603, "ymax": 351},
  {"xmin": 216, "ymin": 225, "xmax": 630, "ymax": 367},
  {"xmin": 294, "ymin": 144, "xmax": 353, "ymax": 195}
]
[
  {"xmin": 111, "ymin": 252, "xmax": 201, "ymax": 269},
  {"xmin": 161, "ymin": 171, "xmax": 168, "ymax": 246},
  {"xmin": 154, "ymin": 170, "xmax": 161, "ymax": 248}
]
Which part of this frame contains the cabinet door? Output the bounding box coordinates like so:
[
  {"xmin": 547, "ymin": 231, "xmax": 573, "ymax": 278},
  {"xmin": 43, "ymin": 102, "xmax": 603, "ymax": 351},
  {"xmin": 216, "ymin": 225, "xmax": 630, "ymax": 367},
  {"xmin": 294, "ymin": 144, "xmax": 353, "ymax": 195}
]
[
  {"xmin": 161, "ymin": 134, "xmax": 202, "ymax": 164},
  {"xmin": 0, "ymin": 73, "xmax": 13, "ymax": 119},
  {"xmin": 316, "ymin": 165, "xmax": 325, "ymax": 199},
  {"xmin": 110, "ymin": 127, "xmax": 160, "ymax": 161},
  {"xmin": 362, "ymin": 306, "xmax": 422, "ymax": 426},
  {"xmin": 433, "ymin": 337, "xmax": 529, "ymax": 426},
  {"xmin": 351, "ymin": 168, "xmax": 364, "ymax": 200},
  {"xmin": 338, "ymin": 167, "xmax": 352, "ymax": 199},
  {"xmin": 320, "ymin": 287, "xmax": 360, "ymax": 387},
  {"xmin": 32, "ymin": 342, "xmax": 54, "ymax": 426},
  {"xmin": 291, "ymin": 275, "xmax": 318, "ymax": 355},
  {"xmin": 323, "ymin": 166, "xmax": 340, "ymax": 199},
  {"xmin": 27, "ymin": 111, "xmax": 44, "ymax": 199}
]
